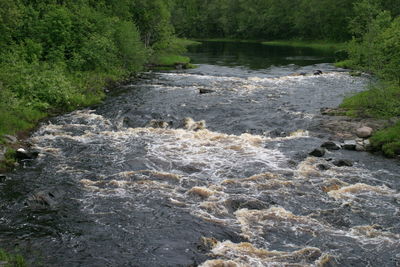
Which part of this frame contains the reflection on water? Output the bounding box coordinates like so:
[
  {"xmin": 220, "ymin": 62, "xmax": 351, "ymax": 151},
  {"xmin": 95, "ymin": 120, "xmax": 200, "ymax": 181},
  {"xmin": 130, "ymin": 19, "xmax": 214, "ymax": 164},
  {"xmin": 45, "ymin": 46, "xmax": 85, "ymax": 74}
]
[
  {"xmin": 0, "ymin": 42, "xmax": 399, "ymax": 267},
  {"xmin": 187, "ymin": 41, "xmax": 336, "ymax": 69}
]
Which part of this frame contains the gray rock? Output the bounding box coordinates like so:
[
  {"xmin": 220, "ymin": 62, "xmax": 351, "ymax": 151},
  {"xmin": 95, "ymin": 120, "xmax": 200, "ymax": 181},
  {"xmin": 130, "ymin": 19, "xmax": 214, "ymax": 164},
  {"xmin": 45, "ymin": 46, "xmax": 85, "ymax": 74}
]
[
  {"xmin": 321, "ymin": 141, "xmax": 341, "ymax": 151},
  {"xmin": 333, "ymin": 159, "xmax": 353, "ymax": 167},
  {"xmin": 16, "ymin": 148, "xmax": 39, "ymax": 160},
  {"xmin": 314, "ymin": 70, "xmax": 323, "ymax": 75},
  {"xmin": 355, "ymin": 144, "xmax": 366, "ymax": 152},
  {"xmin": 317, "ymin": 164, "xmax": 331, "ymax": 171},
  {"xmin": 309, "ymin": 148, "xmax": 326, "ymax": 157},
  {"xmin": 343, "ymin": 140, "xmax": 357, "ymax": 150},
  {"xmin": 2, "ymin": 134, "xmax": 18, "ymax": 144},
  {"xmin": 356, "ymin": 126, "xmax": 373, "ymax": 138}
]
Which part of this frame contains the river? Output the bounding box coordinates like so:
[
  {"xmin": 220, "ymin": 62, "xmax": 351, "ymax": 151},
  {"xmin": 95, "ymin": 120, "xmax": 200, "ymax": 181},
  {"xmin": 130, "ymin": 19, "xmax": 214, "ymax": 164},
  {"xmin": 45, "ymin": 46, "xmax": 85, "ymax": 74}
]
[{"xmin": 1, "ymin": 41, "xmax": 399, "ymax": 266}]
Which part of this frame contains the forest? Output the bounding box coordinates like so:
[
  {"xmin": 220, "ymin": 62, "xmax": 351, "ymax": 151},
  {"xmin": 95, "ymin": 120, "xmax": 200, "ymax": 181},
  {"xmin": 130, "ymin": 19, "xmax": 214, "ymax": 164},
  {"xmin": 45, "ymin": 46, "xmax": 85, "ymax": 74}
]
[{"xmin": 0, "ymin": 0, "xmax": 400, "ymax": 164}]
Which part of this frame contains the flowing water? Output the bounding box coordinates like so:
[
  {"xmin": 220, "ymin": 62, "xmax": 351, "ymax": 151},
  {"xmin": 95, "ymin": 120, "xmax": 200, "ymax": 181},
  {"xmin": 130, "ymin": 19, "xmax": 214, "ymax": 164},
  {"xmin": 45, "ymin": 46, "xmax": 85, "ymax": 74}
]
[{"xmin": 1, "ymin": 42, "xmax": 399, "ymax": 266}]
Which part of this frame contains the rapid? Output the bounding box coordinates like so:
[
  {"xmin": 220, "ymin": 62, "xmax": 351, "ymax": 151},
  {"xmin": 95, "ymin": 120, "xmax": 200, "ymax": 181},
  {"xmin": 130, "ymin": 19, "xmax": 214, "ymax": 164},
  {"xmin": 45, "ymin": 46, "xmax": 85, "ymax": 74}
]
[{"xmin": 1, "ymin": 41, "xmax": 399, "ymax": 266}]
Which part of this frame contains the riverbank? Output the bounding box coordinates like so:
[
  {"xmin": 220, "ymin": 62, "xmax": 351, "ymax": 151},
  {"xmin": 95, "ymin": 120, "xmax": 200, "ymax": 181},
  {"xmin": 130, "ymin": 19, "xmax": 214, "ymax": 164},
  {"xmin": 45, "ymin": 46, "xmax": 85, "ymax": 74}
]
[
  {"xmin": 262, "ymin": 40, "xmax": 346, "ymax": 52},
  {"xmin": 194, "ymin": 39, "xmax": 345, "ymax": 51},
  {"xmin": 0, "ymin": 38, "xmax": 198, "ymax": 173}
]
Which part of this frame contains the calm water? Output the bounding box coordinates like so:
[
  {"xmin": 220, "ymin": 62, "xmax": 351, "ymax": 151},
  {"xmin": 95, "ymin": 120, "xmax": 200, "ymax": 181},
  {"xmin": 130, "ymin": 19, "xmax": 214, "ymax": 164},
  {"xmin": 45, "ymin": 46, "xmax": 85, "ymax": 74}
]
[{"xmin": 1, "ymin": 42, "xmax": 399, "ymax": 266}]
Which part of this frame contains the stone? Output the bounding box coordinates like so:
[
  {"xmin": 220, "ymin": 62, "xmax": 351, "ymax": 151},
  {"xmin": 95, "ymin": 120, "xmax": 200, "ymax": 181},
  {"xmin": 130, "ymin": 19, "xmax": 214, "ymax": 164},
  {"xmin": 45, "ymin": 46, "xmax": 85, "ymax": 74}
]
[
  {"xmin": 317, "ymin": 164, "xmax": 331, "ymax": 171},
  {"xmin": 321, "ymin": 141, "xmax": 341, "ymax": 150},
  {"xmin": 309, "ymin": 148, "xmax": 326, "ymax": 157},
  {"xmin": 314, "ymin": 70, "xmax": 323, "ymax": 75},
  {"xmin": 146, "ymin": 119, "xmax": 170, "ymax": 129},
  {"xmin": 356, "ymin": 126, "xmax": 373, "ymax": 138},
  {"xmin": 2, "ymin": 135, "xmax": 18, "ymax": 144},
  {"xmin": 355, "ymin": 144, "xmax": 366, "ymax": 152},
  {"xmin": 333, "ymin": 159, "xmax": 353, "ymax": 167},
  {"xmin": 16, "ymin": 148, "xmax": 39, "ymax": 160},
  {"xmin": 267, "ymin": 128, "xmax": 287, "ymax": 138},
  {"xmin": 199, "ymin": 88, "xmax": 215, "ymax": 94},
  {"xmin": 343, "ymin": 140, "xmax": 357, "ymax": 150}
]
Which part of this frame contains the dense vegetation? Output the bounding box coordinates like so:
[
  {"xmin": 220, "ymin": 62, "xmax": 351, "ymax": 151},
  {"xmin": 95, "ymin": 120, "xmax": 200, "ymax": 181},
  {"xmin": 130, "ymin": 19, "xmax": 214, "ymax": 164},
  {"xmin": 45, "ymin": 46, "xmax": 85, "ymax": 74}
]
[
  {"xmin": 338, "ymin": 0, "xmax": 400, "ymax": 156},
  {"xmin": 170, "ymin": 0, "xmax": 399, "ymax": 41},
  {"xmin": 0, "ymin": 0, "xmax": 187, "ymax": 143}
]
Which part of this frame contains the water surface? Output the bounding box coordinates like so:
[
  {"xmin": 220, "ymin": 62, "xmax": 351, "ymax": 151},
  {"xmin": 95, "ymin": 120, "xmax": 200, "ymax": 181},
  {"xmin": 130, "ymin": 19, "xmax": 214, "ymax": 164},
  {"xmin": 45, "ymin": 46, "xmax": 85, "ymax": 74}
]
[{"xmin": 1, "ymin": 41, "xmax": 399, "ymax": 266}]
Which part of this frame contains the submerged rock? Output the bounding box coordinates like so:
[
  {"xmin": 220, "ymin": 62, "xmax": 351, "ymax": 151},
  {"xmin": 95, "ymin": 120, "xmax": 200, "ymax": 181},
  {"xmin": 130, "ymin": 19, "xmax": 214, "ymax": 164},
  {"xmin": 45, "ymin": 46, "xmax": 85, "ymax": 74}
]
[
  {"xmin": 146, "ymin": 119, "xmax": 170, "ymax": 129},
  {"xmin": 199, "ymin": 88, "xmax": 215, "ymax": 94},
  {"xmin": 321, "ymin": 141, "xmax": 341, "ymax": 151},
  {"xmin": 333, "ymin": 159, "xmax": 353, "ymax": 167},
  {"xmin": 266, "ymin": 128, "xmax": 287, "ymax": 138},
  {"xmin": 24, "ymin": 190, "xmax": 58, "ymax": 210},
  {"xmin": 183, "ymin": 117, "xmax": 206, "ymax": 131},
  {"xmin": 317, "ymin": 164, "xmax": 331, "ymax": 171},
  {"xmin": 309, "ymin": 148, "xmax": 326, "ymax": 157},
  {"xmin": 356, "ymin": 126, "xmax": 373, "ymax": 138}
]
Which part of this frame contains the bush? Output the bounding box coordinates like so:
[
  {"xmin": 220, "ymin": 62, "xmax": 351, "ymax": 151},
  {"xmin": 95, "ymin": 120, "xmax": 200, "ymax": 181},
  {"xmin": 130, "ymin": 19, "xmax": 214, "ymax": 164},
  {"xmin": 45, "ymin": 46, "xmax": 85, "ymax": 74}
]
[
  {"xmin": 370, "ymin": 122, "xmax": 400, "ymax": 157},
  {"xmin": 340, "ymin": 83, "xmax": 400, "ymax": 118}
]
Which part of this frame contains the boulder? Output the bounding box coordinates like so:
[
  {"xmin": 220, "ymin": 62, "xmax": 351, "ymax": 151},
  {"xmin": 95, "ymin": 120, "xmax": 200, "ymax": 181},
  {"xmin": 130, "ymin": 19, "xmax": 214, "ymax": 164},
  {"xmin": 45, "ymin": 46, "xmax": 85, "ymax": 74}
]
[
  {"xmin": 321, "ymin": 141, "xmax": 341, "ymax": 151},
  {"xmin": 356, "ymin": 126, "xmax": 373, "ymax": 138},
  {"xmin": 333, "ymin": 159, "xmax": 353, "ymax": 167},
  {"xmin": 16, "ymin": 148, "xmax": 39, "ymax": 160},
  {"xmin": 355, "ymin": 144, "xmax": 366, "ymax": 152},
  {"xmin": 343, "ymin": 140, "xmax": 357, "ymax": 150},
  {"xmin": 314, "ymin": 70, "xmax": 323, "ymax": 75},
  {"xmin": 309, "ymin": 148, "xmax": 326, "ymax": 157},
  {"xmin": 199, "ymin": 88, "xmax": 215, "ymax": 94},
  {"xmin": 317, "ymin": 164, "xmax": 331, "ymax": 171}
]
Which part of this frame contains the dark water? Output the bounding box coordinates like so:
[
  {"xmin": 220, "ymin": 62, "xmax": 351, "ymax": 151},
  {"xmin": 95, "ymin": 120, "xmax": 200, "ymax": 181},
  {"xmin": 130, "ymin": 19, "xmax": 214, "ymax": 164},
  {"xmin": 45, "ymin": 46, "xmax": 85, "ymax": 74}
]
[
  {"xmin": 186, "ymin": 41, "xmax": 335, "ymax": 69},
  {"xmin": 1, "ymin": 42, "xmax": 399, "ymax": 266}
]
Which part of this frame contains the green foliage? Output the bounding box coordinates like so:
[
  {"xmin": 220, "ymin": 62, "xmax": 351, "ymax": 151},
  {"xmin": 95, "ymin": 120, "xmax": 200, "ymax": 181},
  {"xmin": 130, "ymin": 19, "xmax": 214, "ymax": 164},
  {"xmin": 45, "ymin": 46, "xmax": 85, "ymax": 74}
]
[
  {"xmin": 340, "ymin": 83, "xmax": 400, "ymax": 118},
  {"xmin": 170, "ymin": 0, "xmax": 357, "ymax": 41},
  {"xmin": 0, "ymin": 249, "xmax": 26, "ymax": 267},
  {"xmin": 370, "ymin": 122, "xmax": 400, "ymax": 157},
  {"xmin": 0, "ymin": 0, "xmax": 181, "ymax": 154}
]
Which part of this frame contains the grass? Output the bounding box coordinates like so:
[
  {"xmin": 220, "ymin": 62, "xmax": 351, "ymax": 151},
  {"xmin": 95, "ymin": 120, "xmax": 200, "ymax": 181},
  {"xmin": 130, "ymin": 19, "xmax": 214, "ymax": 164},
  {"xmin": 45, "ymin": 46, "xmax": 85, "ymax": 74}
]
[
  {"xmin": 370, "ymin": 121, "xmax": 400, "ymax": 157},
  {"xmin": 155, "ymin": 54, "xmax": 191, "ymax": 65},
  {"xmin": 262, "ymin": 40, "xmax": 346, "ymax": 51},
  {"xmin": 340, "ymin": 82, "xmax": 400, "ymax": 157},
  {"xmin": 340, "ymin": 83, "xmax": 400, "ymax": 118},
  {"xmin": 334, "ymin": 59, "xmax": 356, "ymax": 69},
  {"xmin": 0, "ymin": 249, "xmax": 26, "ymax": 267}
]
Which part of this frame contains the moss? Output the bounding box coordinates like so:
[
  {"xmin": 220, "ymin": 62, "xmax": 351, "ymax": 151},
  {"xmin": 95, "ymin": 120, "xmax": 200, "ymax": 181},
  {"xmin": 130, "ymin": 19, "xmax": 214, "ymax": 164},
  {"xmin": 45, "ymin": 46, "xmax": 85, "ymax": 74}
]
[
  {"xmin": 0, "ymin": 249, "xmax": 26, "ymax": 267},
  {"xmin": 370, "ymin": 122, "xmax": 400, "ymax": 157}
]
